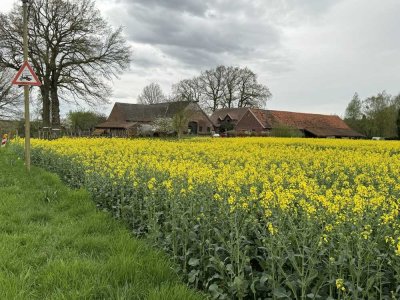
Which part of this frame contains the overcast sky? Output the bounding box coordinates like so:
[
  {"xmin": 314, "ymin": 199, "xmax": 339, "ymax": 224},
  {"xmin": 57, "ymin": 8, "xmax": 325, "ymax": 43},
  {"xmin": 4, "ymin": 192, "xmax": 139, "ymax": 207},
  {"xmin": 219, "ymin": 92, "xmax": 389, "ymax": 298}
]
[{"xmin": 1, "ymin": 0, "xmax": 399, "ymax": 116}]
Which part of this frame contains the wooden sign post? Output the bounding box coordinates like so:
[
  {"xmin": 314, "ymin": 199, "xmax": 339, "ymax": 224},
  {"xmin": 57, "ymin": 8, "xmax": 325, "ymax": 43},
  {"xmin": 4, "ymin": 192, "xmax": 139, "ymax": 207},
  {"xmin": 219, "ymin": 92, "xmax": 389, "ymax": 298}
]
[{"xmin": 11, "ymin": 0, "xmax": 42, "ymax": 171}]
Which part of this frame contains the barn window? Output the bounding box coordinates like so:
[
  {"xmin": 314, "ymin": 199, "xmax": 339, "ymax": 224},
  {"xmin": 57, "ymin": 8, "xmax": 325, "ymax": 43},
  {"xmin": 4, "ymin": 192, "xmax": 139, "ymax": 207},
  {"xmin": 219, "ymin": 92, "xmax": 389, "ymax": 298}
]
[{"xmin": 207, "ymin": 127, "xmax": 211, "ymax": 132}]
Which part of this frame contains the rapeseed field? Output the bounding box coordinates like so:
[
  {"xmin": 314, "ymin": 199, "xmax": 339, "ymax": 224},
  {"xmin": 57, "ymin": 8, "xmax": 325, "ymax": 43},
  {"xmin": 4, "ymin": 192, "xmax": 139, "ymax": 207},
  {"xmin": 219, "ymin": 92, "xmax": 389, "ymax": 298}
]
[{"xmin": 17, "ymin": 137, "xmax": 400, "ymax": 299}]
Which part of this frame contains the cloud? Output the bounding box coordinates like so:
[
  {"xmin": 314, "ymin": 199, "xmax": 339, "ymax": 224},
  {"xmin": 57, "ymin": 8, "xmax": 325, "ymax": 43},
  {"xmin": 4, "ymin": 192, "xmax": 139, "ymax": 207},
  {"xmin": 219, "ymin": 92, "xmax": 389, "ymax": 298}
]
[
  {"xmin": 2, "ymin": 0, "xmax": 398, "ymax": 115},
  {"xmin": 267, "ymin": 0, "xmax": 400, "ymax": 114},
  {"xmin": 103, "ymin": 0, "xmax": 284, "ymax": 69},
  {"xmin": 117, "ymin": 0, "xmax": 208, "ymax": 16},
  {"xmin": 95, "ymin": 0, "xmax": 400, "ymax": 115}
]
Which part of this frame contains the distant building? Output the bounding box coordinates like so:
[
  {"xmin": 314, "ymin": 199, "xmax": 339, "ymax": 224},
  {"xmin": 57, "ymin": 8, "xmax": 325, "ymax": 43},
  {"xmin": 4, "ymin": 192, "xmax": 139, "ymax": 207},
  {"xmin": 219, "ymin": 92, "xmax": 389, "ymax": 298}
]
[
  {"xmin": 96, "ymin": 101, "xmax": 214, "ymax": 137},
  {"xmin": 211, "ymin": 108, "xmax": 364, "ymax": 138}
]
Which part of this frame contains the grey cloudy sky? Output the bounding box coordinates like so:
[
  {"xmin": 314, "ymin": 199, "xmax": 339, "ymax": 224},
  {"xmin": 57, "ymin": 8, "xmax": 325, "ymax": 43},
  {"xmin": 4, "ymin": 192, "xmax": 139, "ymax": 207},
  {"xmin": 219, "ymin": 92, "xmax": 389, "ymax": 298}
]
[{"xmin": 1, "ymin": 0, "xmax": 400, "ymax": 116}]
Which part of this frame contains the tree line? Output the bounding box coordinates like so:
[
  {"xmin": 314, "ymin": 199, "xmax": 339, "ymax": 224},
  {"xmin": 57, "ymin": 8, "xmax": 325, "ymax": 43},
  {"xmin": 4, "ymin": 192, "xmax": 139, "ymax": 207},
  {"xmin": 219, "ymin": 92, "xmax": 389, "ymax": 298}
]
[
  {"xmin": 344, "ymin": 91, "xmax": 400, "ymax": 138},
  {"xmin": 138, "ymin": 65, "xmax": 272, "ymax": 113}
]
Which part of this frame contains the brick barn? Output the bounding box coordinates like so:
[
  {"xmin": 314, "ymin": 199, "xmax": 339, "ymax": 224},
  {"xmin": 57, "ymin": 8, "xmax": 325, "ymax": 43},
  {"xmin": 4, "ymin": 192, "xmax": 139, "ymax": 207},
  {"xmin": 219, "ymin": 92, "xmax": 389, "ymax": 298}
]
[{"xmin": 210, "ymin": 108, "xmax": 364, "ymax": 138}]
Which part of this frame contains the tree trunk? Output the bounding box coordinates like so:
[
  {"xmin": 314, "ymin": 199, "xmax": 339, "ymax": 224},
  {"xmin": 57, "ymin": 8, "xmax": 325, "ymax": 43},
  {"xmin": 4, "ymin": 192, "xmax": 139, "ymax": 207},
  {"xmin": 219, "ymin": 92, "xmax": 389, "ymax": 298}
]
[
  {"xmin": 40, "ymin": 86, "xmax": 51, "ymax": 127},
  {"xmin": 50, "ymin": 85, "xmax": 60, "ymax": 128},
  {"xmin": 213, "ymin": 97, "xmax": 218, "ymax": 112}
]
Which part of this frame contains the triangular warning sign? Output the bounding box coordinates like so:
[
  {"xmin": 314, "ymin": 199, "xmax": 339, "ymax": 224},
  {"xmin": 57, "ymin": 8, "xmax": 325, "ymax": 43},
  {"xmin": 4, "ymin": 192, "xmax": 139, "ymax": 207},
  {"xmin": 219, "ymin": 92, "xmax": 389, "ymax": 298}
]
[{"xmin": 12, "ymin": 61, "xmax": 42, "ymax": 86}]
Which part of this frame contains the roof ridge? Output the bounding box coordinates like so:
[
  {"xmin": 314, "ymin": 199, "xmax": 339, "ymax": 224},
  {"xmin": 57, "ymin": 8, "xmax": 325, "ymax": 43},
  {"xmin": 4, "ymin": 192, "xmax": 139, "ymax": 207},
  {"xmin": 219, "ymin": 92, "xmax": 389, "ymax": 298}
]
[{"xmin": 267, "ymin": 109, "xmax": 339, "ymax": 117}]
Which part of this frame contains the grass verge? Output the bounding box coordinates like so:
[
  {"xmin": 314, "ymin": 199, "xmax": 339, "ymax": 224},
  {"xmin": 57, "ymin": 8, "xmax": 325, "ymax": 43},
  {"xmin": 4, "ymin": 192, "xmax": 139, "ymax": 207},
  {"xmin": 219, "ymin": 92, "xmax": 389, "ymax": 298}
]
[{"xmin": 0, "ymin": 148, "xmax": 204, "ymax": 300}]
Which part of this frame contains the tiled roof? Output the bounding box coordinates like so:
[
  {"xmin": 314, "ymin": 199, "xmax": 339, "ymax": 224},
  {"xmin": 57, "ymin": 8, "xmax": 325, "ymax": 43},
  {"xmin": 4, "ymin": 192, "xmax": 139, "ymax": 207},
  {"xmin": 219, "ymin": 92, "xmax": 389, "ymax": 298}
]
[
  {"xmin": 265, "ymin": 110, "xmax": 363, "ymax": 137},
  {"xmin": 96, "ymin": 121, "xmax": 138, "ymax": 129},
  {"xmin": 97, "ymin": 101, "xmax": 213, "ymax": 129},
  {"xmin": 304, "ymin": 127, "xmax": 363, "ymax": 137},
  {"xmin": 210, "ymin": 107, "xmax": 249, "ymax": 125},
  {"xmin": 212, "ymin": 108, "xmax": 364, "ymax": 137},
  {"xmin": 267, "ymin": 110, "xmax": 347, "ymax": 129},
  {"xmin": 102, "ymin": 101, "xmax": 194, "ymax": 124},
  {"xmin": 113, "ymin": 102, "xmax": 166, "ymax": 122},
  {"xmin": 248, "ymin": 109, "xmax": 271, "ymax": 128}
]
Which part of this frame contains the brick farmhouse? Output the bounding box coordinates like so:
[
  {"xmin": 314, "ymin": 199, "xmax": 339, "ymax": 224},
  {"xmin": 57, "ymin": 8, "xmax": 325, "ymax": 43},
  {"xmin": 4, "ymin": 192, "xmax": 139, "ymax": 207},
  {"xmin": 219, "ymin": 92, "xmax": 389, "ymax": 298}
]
[{"xmin": 96, "ymin": 101, "xmax": 214, "ymax": 137}]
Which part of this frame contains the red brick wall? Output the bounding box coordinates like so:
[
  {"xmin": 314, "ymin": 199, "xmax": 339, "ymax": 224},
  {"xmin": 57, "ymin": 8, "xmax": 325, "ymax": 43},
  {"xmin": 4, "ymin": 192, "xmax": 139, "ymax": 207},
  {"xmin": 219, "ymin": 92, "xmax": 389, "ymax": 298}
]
[{"xmin": 235, "ymin": 111, "xmax": 264, "ymax": 132}]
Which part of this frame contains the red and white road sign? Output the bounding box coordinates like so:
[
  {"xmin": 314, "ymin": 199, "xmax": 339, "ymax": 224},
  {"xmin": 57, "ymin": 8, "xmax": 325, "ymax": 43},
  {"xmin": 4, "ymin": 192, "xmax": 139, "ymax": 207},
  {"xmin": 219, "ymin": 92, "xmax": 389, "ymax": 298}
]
[
  {"xmin": 1, "ymin": 134, "xmax": 7, "ymax": 147},
  {"xmin": 12, "ymin": 61, "xmax": 42, "ymax": 86}
]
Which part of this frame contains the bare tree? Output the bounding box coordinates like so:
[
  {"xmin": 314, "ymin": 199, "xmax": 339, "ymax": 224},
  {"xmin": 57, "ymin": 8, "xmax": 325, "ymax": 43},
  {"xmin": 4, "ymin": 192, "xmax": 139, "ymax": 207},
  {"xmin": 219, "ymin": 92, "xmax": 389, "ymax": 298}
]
[
  {"xmin": 138, "ymin": 83, "xmax": 166, "ymax": 104},
  {"xmin": 0, "ymin": 69, "xmax": 22, "ymax": 119},
  {"xmin": 0, "ymin": 0, "xmax": 131, "ymax": 127},
  {"xmin": 174, "ymin": 65, "xmax": 272, "ymax": 113},
  {"xmin": 236, "ymin": 67, "xmax": 271, "ymax": 108},
  {"xmin": 172, "ymin": 77, "xmax": 203, "ymax": 103},
  {"xmin": 199, "ymin": 65, "xmax": 225, "ymax": 112},
  {"xmin": 222, "ymin": 66, "xmax": 240, "ymax": 108}
]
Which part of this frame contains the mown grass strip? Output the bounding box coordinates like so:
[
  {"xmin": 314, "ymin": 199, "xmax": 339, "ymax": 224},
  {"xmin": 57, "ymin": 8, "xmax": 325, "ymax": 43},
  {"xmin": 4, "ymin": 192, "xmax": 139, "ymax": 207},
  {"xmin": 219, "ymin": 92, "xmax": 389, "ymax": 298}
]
[{"xmin": 0, "ymin": 149, "xmax": 204, "ymax": 300}]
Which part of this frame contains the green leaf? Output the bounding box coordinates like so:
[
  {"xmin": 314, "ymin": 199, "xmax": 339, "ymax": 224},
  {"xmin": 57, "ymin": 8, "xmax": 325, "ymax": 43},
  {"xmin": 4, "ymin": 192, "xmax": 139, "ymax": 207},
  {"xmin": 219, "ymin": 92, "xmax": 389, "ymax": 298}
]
[
  {"xmin": 260, "ymin": 274, "xmax": 268, "ymax": 286},
  {"xmin": 366, "ymin": 276, "xmax": 375, "ymax": 290},
  {"xmin": 188, "ymin": 257, "xmax": 200, "ymax": 267},
  {"xmin": 188, "ymin": 269, "xmax": 199, "ymax": 283},
  {"xmin": 209, "ymin": 283, "xmax": 223, "ymax": 298},
  {"xmin": 273, "ymin": 287, "xmax": 290, "ymax": 298},
  {"xmin": 226, "ymin": 263, "xmax": 234, "ymax": 274}
]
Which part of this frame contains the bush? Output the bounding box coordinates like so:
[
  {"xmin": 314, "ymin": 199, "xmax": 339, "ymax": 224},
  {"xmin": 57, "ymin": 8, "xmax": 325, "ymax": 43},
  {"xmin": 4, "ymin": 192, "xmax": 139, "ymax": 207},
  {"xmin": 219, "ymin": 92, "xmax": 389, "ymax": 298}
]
[{"xmin": 270, "ymin": 124, "xmax": 304, "ymax": 137}]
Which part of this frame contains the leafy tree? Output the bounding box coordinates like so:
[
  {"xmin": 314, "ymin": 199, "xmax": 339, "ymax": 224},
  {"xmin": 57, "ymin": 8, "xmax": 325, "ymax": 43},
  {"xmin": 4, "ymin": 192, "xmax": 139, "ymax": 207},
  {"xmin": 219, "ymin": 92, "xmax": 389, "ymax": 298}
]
[
  {"xmin": 172, "ymin": 109, "xmax": 191, "ymax": 139},
  {"xmin": 219, "ymin": 122, "xmax": 234, "ymax": 132},
  {"xmin": 344, "ymin": 92, "xmax": 364, "ymax": 133},
  {"xmin": 0, "ymin": 0, "xmax": 131, "ymax": 127},
  {"xmin": 397, "ymin": 108, "xmax": 400, "ymax": 138},
  {"xmin": 363, "ymin": 91, "xmax": 396, "ymax": 137},
  {"xmin": 67, "ymin": 110, "xmax": 106, "ymax": 136},
  {"xmin": 345, "ymin": 93, "xmax": 363, "ymax": 120},
  {"xmin": 0, "ymin": 69, "xmax": 22, "ymax": 119},
  {"xmin": 344, "ymin": 91, "xmax": 400, "ymax": 138},
  {"xmin": 172, "ymin": 111, "xmax": 189, "ymax": 139},
  {"xmin": 138, "ymin": 83, "xmax": 166, "ymax": 104}
]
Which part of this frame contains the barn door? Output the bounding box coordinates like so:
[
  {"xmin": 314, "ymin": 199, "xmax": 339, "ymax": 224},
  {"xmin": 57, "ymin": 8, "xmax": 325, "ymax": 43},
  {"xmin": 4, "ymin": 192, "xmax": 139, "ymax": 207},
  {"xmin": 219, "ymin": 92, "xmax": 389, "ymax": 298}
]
[{"xmin": 188, "ymin": 121, "xmax": 198, "ymax": 134}]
